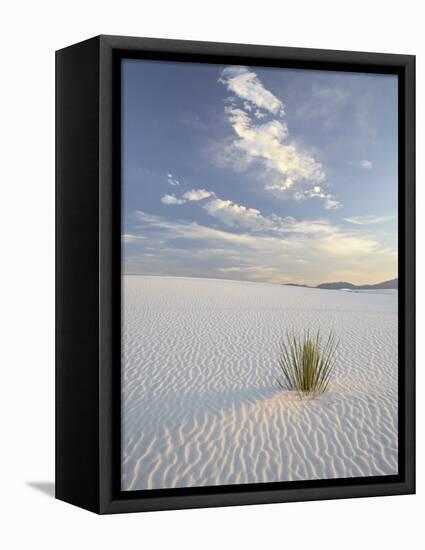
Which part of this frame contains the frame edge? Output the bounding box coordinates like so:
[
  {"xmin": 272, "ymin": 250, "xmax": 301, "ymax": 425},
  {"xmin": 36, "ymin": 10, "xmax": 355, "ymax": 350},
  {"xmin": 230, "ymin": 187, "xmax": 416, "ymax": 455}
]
[{"xmin": 92, "ymin": 35, "xmax": 416, "ymax": 514}]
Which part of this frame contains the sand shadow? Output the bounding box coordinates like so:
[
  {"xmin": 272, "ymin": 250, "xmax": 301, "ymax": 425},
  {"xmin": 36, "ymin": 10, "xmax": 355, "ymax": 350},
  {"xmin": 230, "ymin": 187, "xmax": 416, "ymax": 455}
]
[
  {"xmin": 157, "ymin": 384, "xmax": 286, "ymax": 418},
  {"xmin": 26, "ymin": 481, "xmax": 55, "ymax": 498}
]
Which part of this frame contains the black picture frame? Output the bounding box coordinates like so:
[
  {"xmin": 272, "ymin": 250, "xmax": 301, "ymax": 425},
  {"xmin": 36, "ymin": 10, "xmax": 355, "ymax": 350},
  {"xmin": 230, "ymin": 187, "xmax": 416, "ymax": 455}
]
[{"xmin": 56, "ymin": 35, "xmax": 415, "ymax": 514}]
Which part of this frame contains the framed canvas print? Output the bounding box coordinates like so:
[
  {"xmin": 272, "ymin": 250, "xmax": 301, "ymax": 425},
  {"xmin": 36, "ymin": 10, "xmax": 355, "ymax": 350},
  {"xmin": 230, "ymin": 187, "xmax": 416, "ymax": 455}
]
[{"xmin": 56, "ymin": 35, "xmax": 415, "ymax": 514}]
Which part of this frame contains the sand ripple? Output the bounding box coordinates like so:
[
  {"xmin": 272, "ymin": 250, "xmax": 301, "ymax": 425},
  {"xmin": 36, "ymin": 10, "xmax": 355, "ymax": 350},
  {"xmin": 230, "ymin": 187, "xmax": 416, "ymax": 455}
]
[{"xmin": 122, "ymin": 276, "xmax": 398, "ymax": 491}]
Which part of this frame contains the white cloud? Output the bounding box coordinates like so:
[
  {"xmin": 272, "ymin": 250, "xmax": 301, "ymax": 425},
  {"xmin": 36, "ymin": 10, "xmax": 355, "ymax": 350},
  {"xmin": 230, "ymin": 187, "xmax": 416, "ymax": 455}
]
[
  {"xmin": 225, "ymin": 106, "xmax": 325, "ymax": 192},
  {"xmin": 218, "ymin": 265, "xmax": 278, "ymax": 280},
  {"xmin": 203, "ymin": 198, "xmax": 262, "ymax": 228},
  {"xmin": 122, "ymin": 234, "xmax": 145, "ymax": 243},
  {"xmin": 161, "ymin": 193, "xmax": 186, "ymax": 205},
  {"xmin": 135, "ymin": 210, "xmax": 291, "ymax": 250},
  {"xmin": 254, "ymin": 109, "xmax": 266, "ymax": 120},
  {"xmin": 218, "ymin": 67, "xmax": 333, "ymax": 207},
  {"xmin": 131, "ymin": 209, "xmax": 396, "ymax": 285},
  {"xmin": 167, "ymin": 173, "xmax": 180, "ymax": 186},
  {"xmin": 359, "ymin": 160, "xmax": 373, "ymax": 169},
  {"xmin": 203, "ymin": 196, "xmax": 335, "ymax": 235},
  {"xmin": 294, "ymin": 188, "xmax": 341, "ymax": 210},
  {"xmin": 219, "ymin": 66, "xmax": 284, "ymax": 115},
  {"xmin": 182, "ymin": 189, "xmax": 213, "ymax": 201},
  {"xmin": 344, "ymin": 215, "xmax": 393, "ymax": 225},
  {"xmin": 349, "ymin": 160, "xmax": 373, "ymax": 170},
  {"xmin": 324, "ymin": 197, "xmax": 341, "ymax": 210}
]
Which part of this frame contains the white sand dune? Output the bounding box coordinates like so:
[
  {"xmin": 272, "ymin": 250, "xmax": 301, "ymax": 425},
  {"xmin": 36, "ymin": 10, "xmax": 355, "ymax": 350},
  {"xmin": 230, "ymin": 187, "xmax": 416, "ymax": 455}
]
[{"xmin": 122, "ymin": 275, "xmax": 398, "ymax": 491}]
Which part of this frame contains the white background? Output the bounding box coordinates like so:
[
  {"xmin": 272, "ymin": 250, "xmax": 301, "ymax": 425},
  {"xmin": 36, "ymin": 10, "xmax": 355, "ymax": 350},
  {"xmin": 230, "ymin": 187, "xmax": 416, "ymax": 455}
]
[{"xmin": 0, "ymin": 1, "xmax": 422, "ymax": 548}]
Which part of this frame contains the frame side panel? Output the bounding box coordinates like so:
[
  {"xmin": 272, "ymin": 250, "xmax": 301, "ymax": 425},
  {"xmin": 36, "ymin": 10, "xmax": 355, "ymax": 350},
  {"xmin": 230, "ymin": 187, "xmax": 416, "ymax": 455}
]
[
  {"xmin": 55, "ymin": 37, "xmax": 101, "ymax": 513},
  {"xmin": 403, "ymin": 56, "xmax": 416, "ymax": 493},
  {"xmin": 98, "ymin": 37, "xmax": 118, "ymax": 513}
]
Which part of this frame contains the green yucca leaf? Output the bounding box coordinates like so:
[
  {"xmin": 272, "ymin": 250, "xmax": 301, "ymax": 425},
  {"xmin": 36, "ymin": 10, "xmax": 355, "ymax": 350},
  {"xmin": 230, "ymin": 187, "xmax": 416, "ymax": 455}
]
[{"xmin": 276, "ymin": 330, "xmax": 339, "ymax": 397}]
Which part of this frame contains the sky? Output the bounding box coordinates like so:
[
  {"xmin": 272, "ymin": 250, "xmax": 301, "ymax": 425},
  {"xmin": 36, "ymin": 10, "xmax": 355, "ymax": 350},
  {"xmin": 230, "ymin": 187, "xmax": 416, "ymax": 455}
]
[{"xmin": 121, "ymin": 59, "xmax": 398, "ymax": 286}]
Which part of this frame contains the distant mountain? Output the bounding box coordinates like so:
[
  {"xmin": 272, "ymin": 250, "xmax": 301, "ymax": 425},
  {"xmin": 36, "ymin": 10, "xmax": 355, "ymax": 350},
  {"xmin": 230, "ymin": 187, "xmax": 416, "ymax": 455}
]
[
  {"xmin": 317, "ymin": 278, "xmax": 398, "ymax": 290},
  {"xmin": 285, "ymin": 278, "xmax": 398, "ymax": 290},
  {"xmin": 315, "ymin": 282, "xmax": 357, "ymax": 289}
]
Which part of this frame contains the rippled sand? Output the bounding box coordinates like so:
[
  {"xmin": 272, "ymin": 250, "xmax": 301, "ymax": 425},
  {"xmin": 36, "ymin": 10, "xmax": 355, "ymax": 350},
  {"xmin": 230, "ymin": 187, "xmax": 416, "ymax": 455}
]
[{"xmin": 121, "ymin": 275, "xmax": 398, "ymax": 491}]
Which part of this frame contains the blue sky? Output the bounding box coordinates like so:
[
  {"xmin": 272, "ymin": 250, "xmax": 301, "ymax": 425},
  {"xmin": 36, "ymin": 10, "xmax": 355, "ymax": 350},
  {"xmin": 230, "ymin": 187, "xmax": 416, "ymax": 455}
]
[{"xmin": 122, "ymin": 59, "xmax": 398, "ymax": 285}]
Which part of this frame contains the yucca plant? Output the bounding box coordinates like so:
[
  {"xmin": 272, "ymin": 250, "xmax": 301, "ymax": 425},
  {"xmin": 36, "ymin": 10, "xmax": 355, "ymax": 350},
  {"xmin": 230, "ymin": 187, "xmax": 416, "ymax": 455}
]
[{"xmin": 276, "ymin": 330, "xmax": 339, "ymax": 397}]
